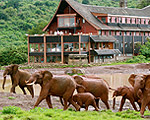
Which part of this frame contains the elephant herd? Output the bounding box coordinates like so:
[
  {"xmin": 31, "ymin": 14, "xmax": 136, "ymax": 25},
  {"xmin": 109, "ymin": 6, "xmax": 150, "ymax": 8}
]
[{"xmin": 2, "ymin": 64, "xmax": 150, "ymax": 117}]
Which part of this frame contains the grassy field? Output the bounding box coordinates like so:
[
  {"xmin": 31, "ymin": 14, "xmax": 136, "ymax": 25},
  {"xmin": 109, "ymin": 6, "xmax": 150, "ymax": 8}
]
[{"xmin": 0, "ymin": 106, "xmax": 148, "ymax": 120}]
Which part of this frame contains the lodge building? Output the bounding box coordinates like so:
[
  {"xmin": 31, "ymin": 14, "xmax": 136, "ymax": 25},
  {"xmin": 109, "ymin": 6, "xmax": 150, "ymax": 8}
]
[{"xmin": 28, "ymin": 0, "xmax": 150, "ymax": 64}]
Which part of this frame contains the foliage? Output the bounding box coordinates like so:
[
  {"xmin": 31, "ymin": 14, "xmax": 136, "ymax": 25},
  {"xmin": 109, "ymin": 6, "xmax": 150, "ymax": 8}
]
[
  {"xmin": 139, "ymin": 37, "xmax": 150, "ymax": 59},
  {"xmin": 8, "ymin": 97, "xmax": 16, "ymax": 100},
  {"xmin": 82, "ymin": 0, "xmax": 90, "ymax": 4},
  {"xmin": 0, "ymin": 45, "xmax": 28, "ymax": 66},
  {"xmin": 125, "ymin": 55, "xmax": 147, "ymax": 63},
  {"xmin": 0, "ymin": 0, "xmax": 148, "ymax": 66},
  {"xmin": 0, "ymin": 106, "xmax": 145, "ymax": 120},
  {"xmin": 136, "ymin": 0, "xmax": 150, "ymax": 8},
  {"xmin": 2, "ymin": 106, "xmax": 22, "ymax": 114}
]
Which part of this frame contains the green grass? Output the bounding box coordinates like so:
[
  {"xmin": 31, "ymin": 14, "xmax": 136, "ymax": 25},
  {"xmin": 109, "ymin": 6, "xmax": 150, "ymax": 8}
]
[
  {"xmin": 0, "ymin": 106, "xmax": 147, "ymax": 120},
  {"xmin": 8, "ymin": 97, "xmax": 16, "ymax": 100}
]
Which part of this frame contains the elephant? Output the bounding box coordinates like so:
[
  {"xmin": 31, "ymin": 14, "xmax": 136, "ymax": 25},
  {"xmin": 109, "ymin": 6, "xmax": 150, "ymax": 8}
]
[
  {"xmin": 2, "ymin": 64, "xmax": 34, "ymax": 98},
  {"xmin": 73, "ymin": 92, "xmax": 99, "ymax": 111},
  {"xmin": 26, "ymin": 70, "xmax": 80, "ymax": 111},
  {"xmin": 128, "ymin": 74, "xmax": 150, "ymax": 117},
  {"xmin": 73, "ymin": 75, "xmax": 110, "ymax": 109},
  {"xmin": 112, "ymin": 86, "xmax": 141, "ymax": 111}
]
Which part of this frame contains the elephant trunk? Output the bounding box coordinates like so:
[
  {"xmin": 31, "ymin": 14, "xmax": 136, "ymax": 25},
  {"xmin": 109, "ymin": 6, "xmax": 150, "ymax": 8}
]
[
  {"xmin": 2, "ymin": 72, "xmax": 7, "ymax": 89},
  {"xmin": 112, "ymin": 96, "xmax": 116, "ymax": 110}
]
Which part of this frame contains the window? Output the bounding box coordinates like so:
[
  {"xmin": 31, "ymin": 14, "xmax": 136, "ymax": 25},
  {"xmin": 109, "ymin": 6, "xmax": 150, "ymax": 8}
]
[
  {"xmin": 47, "ymin": 44, "xmax": 51, "ymax": 52},
  {"xmin": 99, "ymin": 30, "xmax": 102, "ymax": 35},
  {"xmin": 101, "ymin": 17, "xmax": 106, "ymax": 23},
  {"xmin": 115, "ymin": 17, "xmax": 117, "ymax": 23},
  {"xmin": 58, "ymin": 16, "xmax": 75, "ymax": 27},
  {"xmin": 109, "ymin": 31, "xmax": 111, "ymax": 35},
  {"xmin": 57, "ymin": 43, "xmax": 61, "ymax": 52},
  {"xmin": 29, "ymin": 56, "xmax": 34, "ymax": 63},
  {"xmin": 118, "ymin": 17, "xmax": 122, "ymax": 23},
  {"xmin": 40, "ymin": 44, "xmax": 44, "ymax": 52},
  {"xmin": 64, "ymin": 43, "xmax": 73, "ymax": 51},
  {"xmin": 52, "ymin": 44, "xmax": 56, "ymax": 52},
  {"xmin": 125, "ymin": 18, "xmax": 127, "ymax": 23},
  {"xmin": 74, "ymin": 43, "xmax": 79, "ymax": 51},
  {"xmin": 108, "ymin": 17, "xmax": 112, "ymax": 23}
]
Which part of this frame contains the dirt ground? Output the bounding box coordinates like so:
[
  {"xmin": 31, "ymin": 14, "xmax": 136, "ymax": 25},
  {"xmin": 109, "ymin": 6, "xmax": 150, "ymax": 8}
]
[{"xmin": 0, "ymin": 63, "xmax": 150, "ymax": 111}]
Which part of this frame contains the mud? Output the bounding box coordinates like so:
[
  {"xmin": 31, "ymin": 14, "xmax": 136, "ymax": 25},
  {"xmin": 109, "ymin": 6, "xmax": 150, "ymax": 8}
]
[{"xmin": 0, "ymin": 63, "xmax": 150, "ymax": 111}]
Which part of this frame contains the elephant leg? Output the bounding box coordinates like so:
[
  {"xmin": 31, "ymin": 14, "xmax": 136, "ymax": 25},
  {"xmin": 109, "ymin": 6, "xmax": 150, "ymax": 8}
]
[
  {"xmin": 34, "ymin": 88, "xmax": 49, "ymax": 108},
  {"xmin": 46, "ymin": 95, "xmax": 53, "ymax": 108},
  {"xmin": 147, "ymin": 104, "xmax": 150, "ymax": 110},
  {"xmin": 10, "ymin": 84, "xmax": 17, "ymax": 93},
  {"xmin": 92, "ymin": 101, "xmax": 99, "ymax": 111},
  {"xmin": 20, "ymin": 86, "xmax": 27, "ymax": 95},
  {"xmin": 101, "ymin": 95, "xmax": 110, "ymax": 109},
  {"xmin": 95, "ymin": 99, "xmax": 100, "ymax": 109},
  {"xmin": 27, "ymin": 85, "xmax": 34, "ymax": 98},
  {"xmin": 119, "ymin": 97, "xmax": 126, "ymax": 111},
  {"xmin": 85, "ymin": 103, "xmax": 89, "ymax": 111},
  {"xmin": 137, "ymin": 102, "xmax": 141, "ymax": 110},
  {"xmin": 129, "ymin": 99, "xmax": 138, "ymax": 111},
  {"xmin": 68, "ymin": 97, "xmax": 80, "ymax": 111},
  {"xmin": 140, "ymin": 102, "xmax": 147, "ymax": 118}
]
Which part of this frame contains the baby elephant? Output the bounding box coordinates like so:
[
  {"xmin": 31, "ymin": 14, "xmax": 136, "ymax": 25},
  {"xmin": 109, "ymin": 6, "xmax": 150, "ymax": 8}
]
[
  {"xmin": 73, "ymin": 92, "xmax": 99, "ymax": 111},
  {"xmin": 112, "ymin": 86, "xmax": 141, "ymax": 111}
]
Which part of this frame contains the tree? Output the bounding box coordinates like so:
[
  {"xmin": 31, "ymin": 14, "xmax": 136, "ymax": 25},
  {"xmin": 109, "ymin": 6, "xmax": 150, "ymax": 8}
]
[
  {"xmin": 82, "ymin": 0, "xmax": 89, "ymax": 4},
  {"xmin": 137, "ymin": 0, "xmax": 150, "ymax": 9},
  {"xmin": 139, "ymin": 37, "xmax": 150, "ymax": 59}
]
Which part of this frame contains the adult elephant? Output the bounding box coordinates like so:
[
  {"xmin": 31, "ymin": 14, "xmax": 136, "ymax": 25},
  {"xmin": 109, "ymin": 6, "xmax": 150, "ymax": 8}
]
[
  {"xmin": 2, "ymin": 64, "xmax": 34, "ymax": 98},
  {"xmin": 128, "ymin": 74, "xmax": 150, "ymax": 117},
  {"xmin": 26, "ymin": 70, "xmax": 80, "ymax": 111},
  {"xmin": 73, "ymin": 75, "xmax": 110, "ymax": 109}
]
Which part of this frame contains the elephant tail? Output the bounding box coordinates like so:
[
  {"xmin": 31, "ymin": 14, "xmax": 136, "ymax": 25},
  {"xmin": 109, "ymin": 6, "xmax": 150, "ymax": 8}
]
[{"xmin": 2, "ymin": 76, "xmax": 6, "ymax": 89}]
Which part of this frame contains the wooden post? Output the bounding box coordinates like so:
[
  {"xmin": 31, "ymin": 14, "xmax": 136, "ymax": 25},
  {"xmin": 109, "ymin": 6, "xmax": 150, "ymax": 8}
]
[
  {"xmin": 88, "ymin": 35, "xmax": 91, "ymax": 63},
  {"xmin": 44, "ymin": 35, "xmax": 47, "ymax": 63},
  {"xmin": 122, "ymin": 31, "xmax": 125, "ymax": 56},
  {"xmin": 61, "ymin": 35, "xmax": 64, "ymax": 64},
  {"xmin": 79, "ymin": 34, "xmax": 81, "ymax": 54},
  {"xmin": 28, "ymin": 35, "xmax": 30, "ymax": 64},
  {"xmin": 132, "ymin": 32, "xmax": 134, "ymax": 56}
]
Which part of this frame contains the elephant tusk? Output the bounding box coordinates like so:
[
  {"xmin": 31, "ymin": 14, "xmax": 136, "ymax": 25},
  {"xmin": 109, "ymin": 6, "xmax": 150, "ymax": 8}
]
[
  {"xmin": 112, "ymin": 96, "xmax": 116, "ymax": 99},
  {"xmin": 26, "ymin": 80, "xmax": 36, "ymax": 85}
]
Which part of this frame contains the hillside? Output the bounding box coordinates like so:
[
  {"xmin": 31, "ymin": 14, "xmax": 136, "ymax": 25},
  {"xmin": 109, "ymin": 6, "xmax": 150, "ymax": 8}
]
[{"xmin": 0, "ymin": 0, "xmax": 148, "ymax": 65}]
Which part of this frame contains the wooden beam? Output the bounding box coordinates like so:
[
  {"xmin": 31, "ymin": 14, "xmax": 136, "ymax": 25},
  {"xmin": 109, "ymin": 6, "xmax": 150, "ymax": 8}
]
[
  {"xmin": 132, "ymin": 32, "xmax": 134, "ymax": 56},
  {"xmin": 44, "ymin": 35, "xmax": 47, "ymax": 63},
  {"xmin": 79, "ymin": 35, "xmax": 81, "ymax": 54},
  {"xmin": 61, "ymin": 35, "xmax": 64, "ymax": 64}
]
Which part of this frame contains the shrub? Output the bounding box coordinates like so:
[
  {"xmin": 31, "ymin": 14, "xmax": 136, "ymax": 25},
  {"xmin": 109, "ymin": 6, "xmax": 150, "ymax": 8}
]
[{"xmin": 2, "ymin": 106, "xmax": 22, "ymax": 114}]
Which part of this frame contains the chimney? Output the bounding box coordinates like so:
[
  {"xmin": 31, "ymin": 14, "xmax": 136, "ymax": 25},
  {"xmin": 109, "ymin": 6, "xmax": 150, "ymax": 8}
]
[{"xmin": 120, "ymin": 0, "xmax": 127, "ymax": 8}]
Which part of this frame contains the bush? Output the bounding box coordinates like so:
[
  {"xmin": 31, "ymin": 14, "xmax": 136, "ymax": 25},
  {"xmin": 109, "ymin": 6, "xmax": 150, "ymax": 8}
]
[
  {"xmin": 126, "ymin": 55, "xmax": 147, "ymax": 63},
  {"xmin": 2, "ymin": 106, "xmax": 22, "ymax": 114}
]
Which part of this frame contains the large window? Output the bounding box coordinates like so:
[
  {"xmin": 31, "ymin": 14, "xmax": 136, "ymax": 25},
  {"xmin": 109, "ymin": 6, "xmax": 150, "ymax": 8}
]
[
  {"xmin": 64, "ymin": 43, "xmax": 79, "ymax": 52},
  {"xmin": 30, "ymin": 44, "xmax": 43, "ymax": 52},
  {"xmin": 58, "ymin": 16, "xmax": 75, "ymax": 27}
]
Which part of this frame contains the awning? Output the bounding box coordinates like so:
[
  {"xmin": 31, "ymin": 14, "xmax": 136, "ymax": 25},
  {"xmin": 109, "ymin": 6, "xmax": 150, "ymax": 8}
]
[
  {"xmin": 92, "ymin": 49, "xmax": 121, "ymax": 55},
  {"xmin": 90, "ymin": 35, "xmax": 117, "ymax": 43}
]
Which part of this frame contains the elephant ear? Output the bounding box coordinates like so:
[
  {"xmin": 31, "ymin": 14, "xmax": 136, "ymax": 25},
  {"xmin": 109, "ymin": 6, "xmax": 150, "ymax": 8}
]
[
  {"xmin": 73, "ymin": 76, "xmax": 84, "ymax": 84},
  {"xmin": 144, "ymin": 75, "xmax": 150, "ymax": 91},
  {"xmin": 41, "ymin": 71, "xmax": 53, "ymax": 85},
  {"xmin": 128, "ymin": 74, "xmax": 136, "ymax": 87},
  {"xmin": 12, "ymin": 64, "xmax": 19, "ymax": 74}
]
